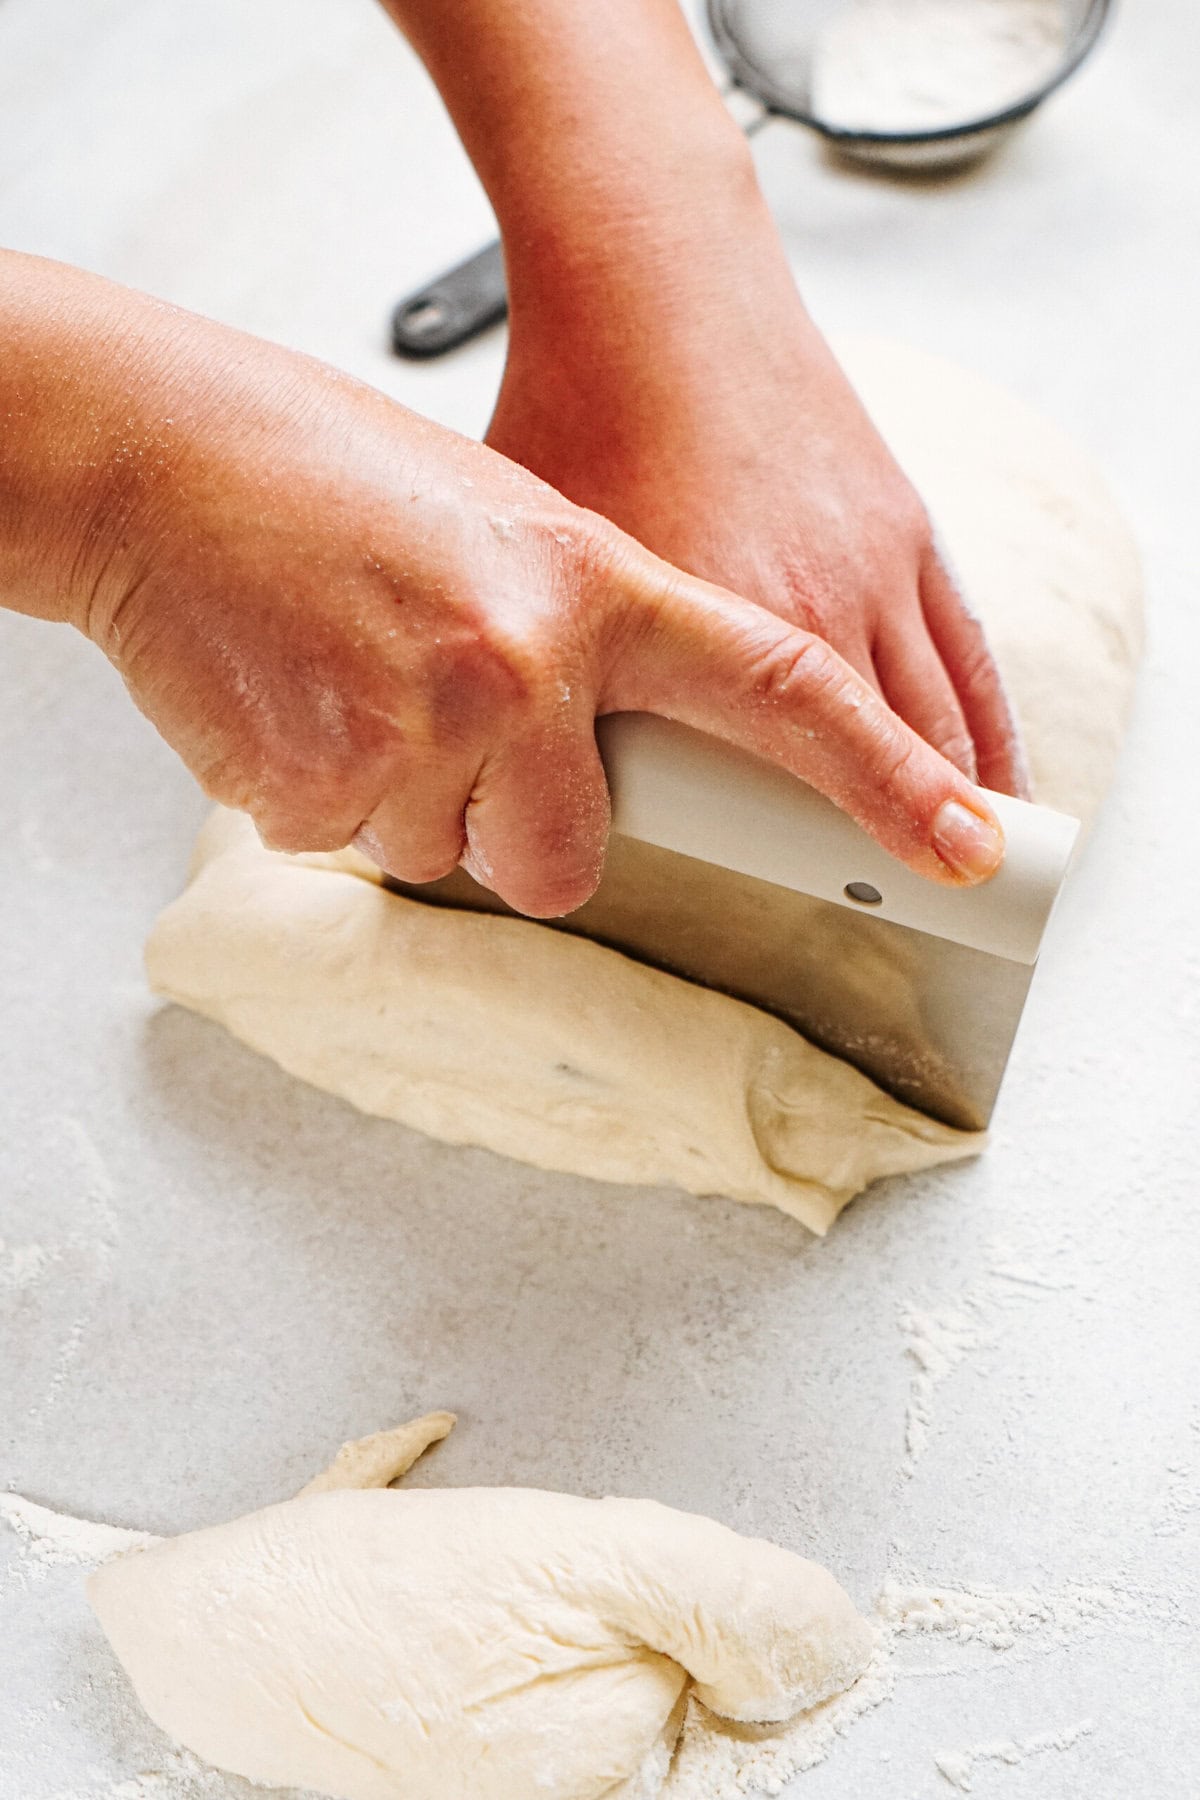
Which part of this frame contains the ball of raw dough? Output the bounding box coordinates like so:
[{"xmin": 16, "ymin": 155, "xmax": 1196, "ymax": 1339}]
[{"xmin": 89, "ymin": 1485, "xmax": 874, "ymax": 1800}]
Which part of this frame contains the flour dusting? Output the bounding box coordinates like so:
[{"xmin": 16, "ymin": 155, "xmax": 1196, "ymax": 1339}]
[
  {"xmin": 0, "ymin": 1237, "xmax": 58, "ymax": 1291},
  {"xmin": 899, "ymin": 1299, "xmax": 982, "ymax": 1469},
  {"xmin": 1151, "ymin": 1418, "xmax": 1199, "ymax": 1539},
  {"xmin": 878, "ymin": 1574, "xmax": 1124, "ymax": 1650},
  {"xmin": 664, "ymin": 1567, "xmax": 1114, "ymax": 1795},
  {"xmin": 898, "ymin": 1239, "xmax": 1071, "ymax": 1478},
  {"xmin": 59, "ymin": 1114, "xmax": 122, "ymax": 1248},
  {"xmin": 933, "ymin": 1717, "xmax": 1095, "ymax": 1792},
  {"xmin": 42, "ymin": 1750, "xmax": 240, "ymax": 1799},
  {"xmin": 0, "ymin": 1493, "xmax": 158, "ymax": 1569},
  {"xmin": 664, "ymin": 1644, "xmax": 894, "ymax": 1798},
  {"xmin": 27, "ymin": 1117, "xmax": 123, "ymax": 1432}
]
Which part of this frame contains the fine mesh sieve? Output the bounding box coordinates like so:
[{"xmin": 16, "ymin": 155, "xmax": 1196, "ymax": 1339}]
[{"xmin": 708, "ymin": 0, "xmax": 1111, "ymax": 168}]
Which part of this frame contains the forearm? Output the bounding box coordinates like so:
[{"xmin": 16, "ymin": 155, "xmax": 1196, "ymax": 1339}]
[
  {"xmin": 379, "ymin": 0, "xmax": 761, "ymax": 320},
  {"xmin": 0, "ymin": 251, "xmax": 302, "ymax": 633},
  {"xmin": 0, "ymin": 252, "xmax": 199, "ymax": 627}
]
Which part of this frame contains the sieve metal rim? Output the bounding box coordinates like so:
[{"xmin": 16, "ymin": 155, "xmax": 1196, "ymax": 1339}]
[{"xmin": 704, "ymin": 0, "xmax": 1114, "ymax": 149}]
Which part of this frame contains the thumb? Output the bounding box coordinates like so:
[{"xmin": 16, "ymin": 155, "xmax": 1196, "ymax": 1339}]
[
  {"xmin": 585, "ymin": 1498, "xmax": 876, "ymax": 1724},
  {"xmin": 601, "ymin": 550, "xmax": 1007, "ymax": 886}
]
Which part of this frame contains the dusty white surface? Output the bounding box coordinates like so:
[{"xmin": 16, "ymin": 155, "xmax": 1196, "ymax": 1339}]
[{"xmin": 0, "ymin": 1, "xmax": 1197, "ymax": 1796}]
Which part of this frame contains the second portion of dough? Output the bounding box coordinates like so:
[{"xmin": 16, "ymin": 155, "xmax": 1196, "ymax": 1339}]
[{"xmin": 89, "ymin": 1420, "xmax": 876, "ymax": 1800}]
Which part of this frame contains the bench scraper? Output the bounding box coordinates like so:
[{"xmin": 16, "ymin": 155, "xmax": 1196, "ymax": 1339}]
[{"xmin": 386, "ymin": 714, "xmax": 1079, "ymax": 1131}]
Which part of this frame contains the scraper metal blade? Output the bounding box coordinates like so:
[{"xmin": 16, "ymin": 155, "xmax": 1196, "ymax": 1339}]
[{"xmin": 385, "ymin": 715, "xmax": 1079, "ymax": 1131}]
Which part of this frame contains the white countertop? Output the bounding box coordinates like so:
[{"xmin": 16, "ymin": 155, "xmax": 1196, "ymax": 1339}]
[{"xmin": 1, "ymin": 2, "xmax": 1197, "ymax": 1796}]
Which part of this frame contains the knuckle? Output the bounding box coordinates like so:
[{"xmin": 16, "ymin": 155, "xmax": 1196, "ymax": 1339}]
[
  {"xmin": 532, "ymin": 811, "xmax": 607, "ymax": 917},
  {"xmin": 196, "ymin": 693, "xmax": 389, "ymax": 808},
  {"xmin": 379, "ymin": 846, "xmax": 463, "ymax": 885},
  {"xmin": 558, "ymin": 506, "xmax": 630, "ymax": 583},
  {"xmin": 898, "ymin": 488, "xmax": 936, "ymax": 548},
  {"xmin": 495, "ymin": 794, "xmax": 608, "ymax": 921},
  {"xmin": 866, "ymin": 725, "xmax": 921, "ymax": 799},
  {"xmin": 940, "ymin": 608, "xmax": 1002, "ymax": 701},
  {"xmin": 935, "ymin": 726, "xmax": 979, "ymax": 781},
  {"xmin": 583, "ymin": 530, "xmax": 678, "ymax": 659},
  {"xmin": 194, "ymin": 747, "xmax": 258, "ymax": 814},
  {"xmin": 240, "ymin": 753, "xmax": 364, "ymax": 856},
  {"xmin": 367, "ymin": 802, "xmax": 467, "ymax": 884},
  {"xmin": 515, "ymin": 858, "xmax": 603, "ymax": 920},
  {"xmin": 445, "ymin": 610, "xmax": 546, "ymax": 719},
  {"xmin": 956, "ymin": 632, "xmax": 999, "ymax": 696},
  {"xmin": 769, "ymin": 573, "xmax": 834, "ymax": 640},
  {"xmin": 252, "ymin": 809, "xmax": 344, "ymax": 856},
  {"xmin": 540, "ymin": 502, "xmax": 613, "ymax": 577},
  {"xmin": 748, "ymin": 632, "xmax": 840, "ymax": 711}
]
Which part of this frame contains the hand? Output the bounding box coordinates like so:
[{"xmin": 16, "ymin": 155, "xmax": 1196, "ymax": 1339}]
[
  {"xmin": 0, "ymin": 256, "xmax": 1005, "ymax": 915},
  {"xmin": 50, "ymin": 308, "xmax": 1002, "ymax": 913},
  {"xmin": 487, "ymin": 168, "xmax": 1028, "ymax": 801}
]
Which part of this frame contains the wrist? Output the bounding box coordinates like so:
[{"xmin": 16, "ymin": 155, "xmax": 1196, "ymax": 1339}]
[
  {"xmin": 498, "ymin": 147, "xmax": 822, "ymax": 416},
  {"xmin": 389, "ymin": 0, "xmax": 755, "ymax": 299},
  {"xmin": 500, "ymin": 119, "xmax": 765, "ymax": 330}
]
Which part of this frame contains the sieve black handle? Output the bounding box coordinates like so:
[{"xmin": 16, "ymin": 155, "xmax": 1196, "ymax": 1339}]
[{"xmin": 391, "ymin": 240, "xmax": 507, "ymax": 358}]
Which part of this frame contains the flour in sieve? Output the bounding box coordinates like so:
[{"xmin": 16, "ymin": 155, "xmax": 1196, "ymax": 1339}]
[{"xmin": 810, "ymin": 0, "xmax": 1068, "ymax": 134}]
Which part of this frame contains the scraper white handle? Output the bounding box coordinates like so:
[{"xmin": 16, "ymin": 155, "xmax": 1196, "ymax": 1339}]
[{"xmin": 597, "ymin": 715, "xmax": 1078, "ymax": 967}]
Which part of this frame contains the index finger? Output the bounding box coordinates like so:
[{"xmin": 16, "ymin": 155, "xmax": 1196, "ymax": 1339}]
[
  {"xmin": 920, "ymin": 546, "xmax": 1031, "ymax": 799},
  {"xmin": 598, "ymin": 549, "xmax": 1006, "ymax": 888}
]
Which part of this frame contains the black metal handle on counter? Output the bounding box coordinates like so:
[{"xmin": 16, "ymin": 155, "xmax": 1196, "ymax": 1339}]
[{"xmin": 391, "ymin": 240, "xmax": 507, "ymax": 358}]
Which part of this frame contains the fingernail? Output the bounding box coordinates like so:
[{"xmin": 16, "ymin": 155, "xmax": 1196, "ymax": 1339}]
[{"xmin": 932, "ymin": 799, "xmax": 1005, "ymax": 882}]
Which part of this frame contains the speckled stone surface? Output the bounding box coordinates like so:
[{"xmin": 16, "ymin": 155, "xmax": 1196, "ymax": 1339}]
[{"xmin": 1, "ymin": 2, "xmax": 1197, "ymax": 1795}]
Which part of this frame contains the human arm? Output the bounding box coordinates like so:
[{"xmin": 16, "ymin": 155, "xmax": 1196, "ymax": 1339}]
[
  {"xmin": 381, "ymin": 0, "xmax": 1027, "ymax": 798},
  {"xmin": 0, "ymin": 249, "xmax": 1003, "ymax": 910}
]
